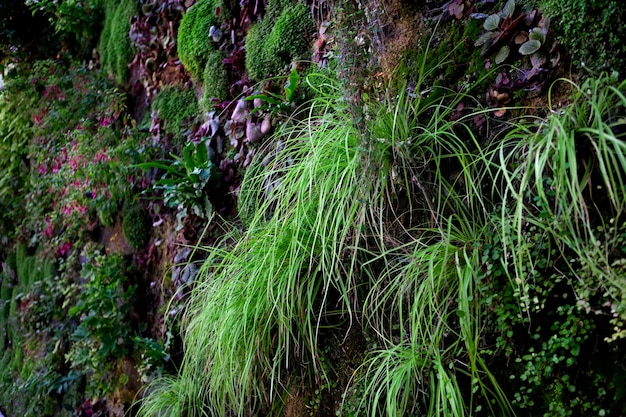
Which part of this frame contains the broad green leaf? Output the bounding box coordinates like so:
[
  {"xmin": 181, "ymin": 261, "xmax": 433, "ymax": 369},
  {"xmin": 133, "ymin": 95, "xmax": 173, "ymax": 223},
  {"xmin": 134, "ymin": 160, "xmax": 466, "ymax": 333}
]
[
  {"xmin": 519, "ymin": 39, "xmax": 541, "ymax": 55},
  {"xmin": 474, "ymin": 31, "xmax": 496, "ymax": 47},
  {"xmin": 195, "ymin": 142, "xmax": 209, "ymax": 165},
  {"xmin": 501, "ymin": 0, "xmax": 515, "ymax": 19},
  {"xmin": 285, "ymin": 67, "xmax": 299, "ymax": 102},
  {"xmin": 495, "ymin": 45, "xmax": 510, "ymax": 64},
  {"xmin": 529, "ymin": 27, "xmax": 545, "ymax": 44},
  {"xmin": 484, "ymin": 14, "xmax": 500, "ymax": 31}
]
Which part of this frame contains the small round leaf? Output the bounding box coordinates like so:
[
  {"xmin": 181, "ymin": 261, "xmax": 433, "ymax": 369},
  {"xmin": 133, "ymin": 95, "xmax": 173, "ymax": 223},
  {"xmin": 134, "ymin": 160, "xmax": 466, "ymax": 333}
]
[
  {"xmin": 484, "ymin": 14, "xmax": 500, "ymax": 31},
  {"xmin": 529, "ymin": 27, "xmax": 546, "ymax": 44},
  {"xmin": 495, "ymin": 45, "xmax": 510, "ymax": 64},
  {"xmin": 519, "ymin": 39, "xmax": 541, "ymax": 55}
]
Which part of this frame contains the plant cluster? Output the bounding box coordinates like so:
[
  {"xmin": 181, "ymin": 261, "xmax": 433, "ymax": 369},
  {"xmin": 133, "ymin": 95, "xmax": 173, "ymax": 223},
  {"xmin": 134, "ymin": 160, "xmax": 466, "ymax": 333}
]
[
  {"xmin": 0, "ymin": 58, "xmax": 169, "ymax": 416},
  {"xmin": 176, "ymin": 0, "xmax": 229, "ymax": 81},
  {"xmin": 473, "ymin": 0, "xmax": 560, "ymax": 109},
  {"xmin": 138, "ymin": 53, "xmax": 626, "ymax": 417},
  {"xmin": 122, "ymin": 202, "xmax": 151, "ymax": 249},
  {"xmin": 66, "ymin": 251, "xmax": 137, "ymax": 398},
  {"xmin": 99, "ymin": 0, "xmax": 138, "ymax": 84},
  {"xmin": 140, "ymin": 139, "xmax": 220, "ymax": 228},
  {"xmin": 128, "ymin": 0, "xmax": 188, "ymax": 101},
  {"xmin": 150, "ymin": 84, "xmax": 199, "ymax": 149},
  {"xmin": 245, "ymin": 0, "xmax": 316, "ymax": 81},
  {"xmin": 532, "ymin": 0, "xmax": 626, "ymax": 73}
]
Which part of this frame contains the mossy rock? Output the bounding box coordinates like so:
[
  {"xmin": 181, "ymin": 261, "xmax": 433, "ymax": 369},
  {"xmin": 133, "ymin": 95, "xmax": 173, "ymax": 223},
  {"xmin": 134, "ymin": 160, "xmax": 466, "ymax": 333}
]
[
  {"xmin": 122, "ymin": 204, "xmax": 150, "ymax": 250},
  {"xmin": 245, "ymin": 1, "xmax": 315, "ymax": 80},
  {"xmin": 177, "ymin": 0, "xmax": 230, "ymax": 80},
  {"xmin": 201, "ymin": 50, "xmax": 229, "ymax": 112},
  {"xmin": 99, "ymin": 0, "xmax": 137, "ymax": 84}
]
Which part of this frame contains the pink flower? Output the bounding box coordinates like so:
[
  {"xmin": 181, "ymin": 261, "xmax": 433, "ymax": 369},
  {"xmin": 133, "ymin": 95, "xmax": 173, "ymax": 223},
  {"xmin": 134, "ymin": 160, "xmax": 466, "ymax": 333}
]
[{"xmin": 56, "ymin": 241, "xmax": 72, "ymax": 257}]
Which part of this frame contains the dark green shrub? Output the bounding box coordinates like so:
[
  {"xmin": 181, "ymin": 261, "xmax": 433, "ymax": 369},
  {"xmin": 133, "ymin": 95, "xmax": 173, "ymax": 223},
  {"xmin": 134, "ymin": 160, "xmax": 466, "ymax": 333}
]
[
  {"xmin": 177, "ymin": 0, "xmax": 229, "ymax": 80},
  {"xmin": 201, "ymin": 50, "xmax": 229, "ymax": 112},
  {"xmin": 245, "ymin": 1, "xmax": 315, "ymax": 80},
  {"xmin": 99, "ymin": 0, "xmax": 138, "ymax": 84},
  {"xmin": 122, "ymin": 203, "xmax": 150, "ymax": 249}
]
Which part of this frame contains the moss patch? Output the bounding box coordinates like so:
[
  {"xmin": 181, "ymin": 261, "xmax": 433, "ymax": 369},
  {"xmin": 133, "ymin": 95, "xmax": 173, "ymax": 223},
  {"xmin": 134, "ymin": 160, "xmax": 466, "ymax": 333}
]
[
  {"xmin": 99, "ymin": 0, "xmax": 137, "ymax": 84},
  {"xmin": 245, "ymin": 1, "xmax": 315, "ymax": 80},
  {"xmin": 201, "ymin": 50, "xmax": 229, "ymax": 112},
  {"xmin": 177, "ymin": 0, "xmax": 229, "ymax": 80}
]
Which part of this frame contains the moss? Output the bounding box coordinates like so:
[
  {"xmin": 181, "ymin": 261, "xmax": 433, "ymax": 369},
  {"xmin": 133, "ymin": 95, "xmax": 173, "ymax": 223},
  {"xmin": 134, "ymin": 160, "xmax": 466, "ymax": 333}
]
[
  {"xmin": 99, "ymin": 0, "xmax": 137, "ymax": 84},
  {"xmin": 122, "ymin": 203, "xmax": 150, "ymax": 250},
  {"xmin": 177, "ymin": 0, "xmax": 229, "ymax": 80},
  {"xmin": 151, "ymin": 85, "xmax": 199, "ymax": 140},
  {"xmin": 533, "ymin": 0, "xmax": 626, "ymax": 72},
  {"xmin": 201, "ymin": 50, "xmax": 229, "ymax": 113},
  {"xmin": 245, "ymin": 1, "xmax": 315, "ymax": 80}
]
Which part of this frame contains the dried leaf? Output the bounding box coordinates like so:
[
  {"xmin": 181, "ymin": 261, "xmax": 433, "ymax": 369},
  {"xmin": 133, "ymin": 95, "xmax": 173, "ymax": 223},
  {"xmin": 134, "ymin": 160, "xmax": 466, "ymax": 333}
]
[
  {"xmin": 449, "ymin": 2, "xmax": 464, "ymax": 19},
  {"xmin": 514, "ymin": 31, "xmax": 528, "ymax": 44},
  {"xmin": 494, "ymin": 108, "xmax": 507, "ymax": 117}
]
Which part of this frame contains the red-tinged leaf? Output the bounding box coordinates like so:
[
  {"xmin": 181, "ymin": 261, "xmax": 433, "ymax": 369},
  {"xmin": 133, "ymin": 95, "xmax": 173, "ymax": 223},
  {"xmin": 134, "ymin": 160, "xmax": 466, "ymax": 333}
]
[
  {"xmin": 449, "ymin": 2, "xmax": 464, "ymax": 19},
  {"xmin": 514, "ymin": 31, "xmax": 528, "ymax": 44},
  {"xmin": 538, "ymin": 16, "xmax": 550, "ymax": 32}
]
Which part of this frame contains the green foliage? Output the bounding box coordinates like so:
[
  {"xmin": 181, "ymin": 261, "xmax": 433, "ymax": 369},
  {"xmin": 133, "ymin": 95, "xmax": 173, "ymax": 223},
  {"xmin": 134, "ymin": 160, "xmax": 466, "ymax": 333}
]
[
  {"xmin": 177, "ymin": 0, "xmax": 228, "ymax": 80},
  {"xmin": 139, "ymin": 140, "xmax": 219, "ymax": 224},
  {"xmin": 151, "ymin": 85, "xmax": 199, "ymax": 145},
  {"xmin": 99, "ymin": 0, "xmax": 137, "ymax": 84},
  {"xmin": 0, "ymin": 82, "xmax": 34, "ymax": 246},
  {"xmin": 26, "ymin": 0, "xmax": 101, "ymax": 49},
  {"xmin": 122, "ymin": 202, "xmax": 151, "ymax": 249},
  {"xmin": 534, "ymin": 0, "xmax": 626, "ymax": 72},
  {"xmin": 138, "ymin": 72, "xmax": 382, "ymax": 416},
  {"xmin": 245, "ymin": 1, "xmax": 315, "ymax": 80},
  {"xmin": 200, "ymin": 49, "xmax": 229, "ymax": 112},
  {"xmin": 66, "ymin": 251, "xmax": 136, "ymax": 397}
]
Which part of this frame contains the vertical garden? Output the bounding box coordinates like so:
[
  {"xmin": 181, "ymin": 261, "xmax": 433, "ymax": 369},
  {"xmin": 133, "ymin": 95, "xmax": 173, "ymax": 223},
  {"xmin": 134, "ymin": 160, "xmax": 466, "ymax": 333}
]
[{"xmin": 1, "ymin": 0, "xmax": 626, "ymax": 416}]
